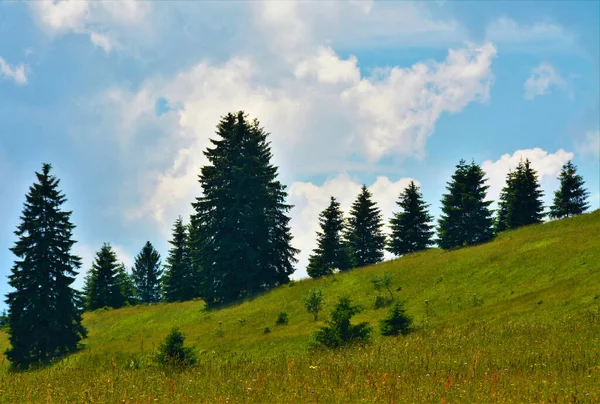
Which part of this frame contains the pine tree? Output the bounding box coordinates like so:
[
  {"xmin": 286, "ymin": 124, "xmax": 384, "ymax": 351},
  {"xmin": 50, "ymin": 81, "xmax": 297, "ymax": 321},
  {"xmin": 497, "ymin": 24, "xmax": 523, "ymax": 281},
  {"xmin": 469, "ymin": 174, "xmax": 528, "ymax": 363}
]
[
  {"xmin": 345, "ymin": 185, "xmax": 386, "ymax": 267},
  {"xmin": 550, "ymin": 161, "xmax": 590, "ymax": 219},
  {"xmin": 162, "ymin": 216, "xmax": 198, "ymax": 302},
  {"xmin": 388, "ymin": 181, "xmax": 434, "ymax": 256},
  {"xmin": 307, "ymin": 197, "xmax": 352, "ymax": 278},
  {"xmin": 5, "ymin": 163, "xmax": 86, "ymax": 368},
  {"xmin": 496, "ymin": 158, "xmax": 545, "ymax": 231},
  {"xmin": 132, "ymin": 241, "xmax": 162, "ymax": 303},
  {"xmin": 191, "ymin": 111, "xmax": 298, "ymax": 306},
  {"xmin": 437, "ymin": 160, "xmax": 494, "ymax": 249},
  {"xmin": 116, "ymin": 263, "xmax": 137, "ymax": 305},
  {"xmin": 85, "ymin": 243, "xmax": 126, "ymax": 310}
]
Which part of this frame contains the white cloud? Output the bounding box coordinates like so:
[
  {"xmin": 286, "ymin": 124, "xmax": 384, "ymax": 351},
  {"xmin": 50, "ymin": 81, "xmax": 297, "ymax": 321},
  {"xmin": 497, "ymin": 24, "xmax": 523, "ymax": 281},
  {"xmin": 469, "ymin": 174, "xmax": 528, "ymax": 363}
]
[
  {"xmin": 294, "ymin": 46, "xmax": 360, "ymax": 85},
  {"xmin": 523, "ymin": 62, "xmax": 565, "ymax": 100},
  {"xmin": 0, "ymin": 56, "xmax": 28, "ymax": 85},
  {"xmin": 575, "ymin": 129, "xmax": 600, "ymax": 158},
  {"xmin": 485, "ymin": 17, "xmax": 575, "ymax": 47},
  {"xmin": 288, "ymin": 173, "xmax": 416, "ymax": 278},
  {"xmin": 30, "ymin": 0, "xmax": 149, "ymax": 53},
  {"xmin": 481, "ymin": 148, "xmax": 574, "ymax": 206}
]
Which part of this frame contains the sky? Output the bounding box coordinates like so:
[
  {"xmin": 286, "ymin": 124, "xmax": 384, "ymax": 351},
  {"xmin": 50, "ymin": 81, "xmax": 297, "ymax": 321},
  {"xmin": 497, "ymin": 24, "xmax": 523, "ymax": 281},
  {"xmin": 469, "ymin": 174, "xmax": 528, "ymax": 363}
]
[{"xmin": 0, "ymin": 0, "xmax": 598, "ymax": 309}]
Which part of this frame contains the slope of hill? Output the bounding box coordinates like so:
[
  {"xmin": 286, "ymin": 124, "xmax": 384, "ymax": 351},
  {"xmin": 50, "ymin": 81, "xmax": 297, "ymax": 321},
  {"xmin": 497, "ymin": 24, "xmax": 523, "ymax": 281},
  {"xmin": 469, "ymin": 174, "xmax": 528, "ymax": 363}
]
[{"xmin": 1, "ymin": 211, "xmax": 599, "ymax": 403}]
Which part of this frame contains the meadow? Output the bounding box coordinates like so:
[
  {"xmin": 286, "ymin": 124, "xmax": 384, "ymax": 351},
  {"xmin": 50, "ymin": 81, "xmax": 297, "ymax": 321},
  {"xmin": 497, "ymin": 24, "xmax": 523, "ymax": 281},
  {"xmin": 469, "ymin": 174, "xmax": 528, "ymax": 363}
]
[{"xmin": 0, "ymin": 211, "xmax": 599, "ymax": 403}]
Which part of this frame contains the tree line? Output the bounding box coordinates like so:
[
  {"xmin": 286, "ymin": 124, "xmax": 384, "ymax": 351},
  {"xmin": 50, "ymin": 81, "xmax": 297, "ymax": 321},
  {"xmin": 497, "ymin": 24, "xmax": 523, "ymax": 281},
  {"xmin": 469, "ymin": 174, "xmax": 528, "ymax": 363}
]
[{"xmin": 3, "ymin": 110, "xmax": 591, "ymax": 368}]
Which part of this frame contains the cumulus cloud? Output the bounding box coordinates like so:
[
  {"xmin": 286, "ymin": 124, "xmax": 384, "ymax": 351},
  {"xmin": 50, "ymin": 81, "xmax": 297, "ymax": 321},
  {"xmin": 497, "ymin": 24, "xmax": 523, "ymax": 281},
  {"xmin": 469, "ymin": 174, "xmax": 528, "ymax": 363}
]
[
  {"xmin": 481, "ymin": 148, "xmax": 574, "ymax": 206},
  {"xmin": 0, "ymin": 57, "xmax": 28, "ymax": 85},
  {"xmin": 30, "ymin": 0, "xmax": 149, "ymax": 53},
  {"xmin": 523, "ymin": 62, "xmax": 565, "ymax": 100},
  {"xmin": 288, "ymin": 173, "xmax": 416, "ymax": 279}
]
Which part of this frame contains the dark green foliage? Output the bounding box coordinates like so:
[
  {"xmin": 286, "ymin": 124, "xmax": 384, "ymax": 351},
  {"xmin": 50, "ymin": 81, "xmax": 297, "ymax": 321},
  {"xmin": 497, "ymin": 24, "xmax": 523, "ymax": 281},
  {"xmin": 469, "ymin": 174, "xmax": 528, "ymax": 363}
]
[
  {"xmin": 496, "ymin": 158, "xmax": 545, "ymax": 232},
  {"xmin": 380, "ymin": 301, "xmax": 413, "ymax": 336},
  {"xmin": 132, "ymin": 241, "xmax": 162, "ymax": 304},
  {"xmin": 437, "ymin": 160, "xmax": 494, "ymax": 249},
  {"xmin": 116, "ymin": 263, "xmax": 137, "ymax": 305},
  {"xmin": 275, "ymin": 311, "xmax": 289, "ymax": 325},
  {"xmin": 304, "ymin": 288, "xmax": 324, "ymax": 321},
  {"xmin": 307, "ymin": 197, "xmax": 351, "ymax": 278},
  {"xmin": 190, "ymin": 111, "xmax": 298, "ymax": 306},
  {"xmin": 388, "ymin": 181, "xmax": 434, "ymax": 255},
  {"xmin": 263, "ymin": 327, "xmax": 271, "ymax": 334},
  {"xmin": 313, "ymin": 297, "xmax": 372, "ymax": 348},
  {"xmin": 162, "ymin": 216, "xmax": 199, "ymax": 302},
  {"xmin": 371, "ymin": 272, "xmax": 395, "ymax": 308},
  {"xmin": 155, "ymin": 328, "xmax": 196, "ymax": 368},
  {"xmin": 345, "ymin": 185, "xmax": 386, "ymax": 267},
  {"xmin": 5, "ymin": 163, "xmax": 86, "ymax": 369},
  {"xmin": 85, "ymin": 243, "xmax": 127, "ymax": 310},
  {"xmin": 550, "ymin": 161, "xmax": 590, "ymax": 219}
]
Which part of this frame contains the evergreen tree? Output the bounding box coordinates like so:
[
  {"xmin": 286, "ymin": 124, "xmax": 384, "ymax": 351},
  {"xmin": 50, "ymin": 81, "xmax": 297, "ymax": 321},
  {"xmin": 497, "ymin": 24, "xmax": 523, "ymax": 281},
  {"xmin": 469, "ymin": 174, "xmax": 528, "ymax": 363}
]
[
  {"xmin": 162, "ymin": 216, "xmax": 198, "ymax": 302},
  {"xmin": 496, "ymin": 158, "xmax": 545, "ymax": 231},
  {"xmin": 5, "ymin": 164, "xmax": 86, "ymax": 368},
  {"xmin": 191, "ymin": 111, "xmax": 298, "ymax": 306},
  {"xmin": 85, "ymin": 243, "xmax": 126, "ymax": 310},
  {"xmin": 549, "ymin": 161, "xmax": 590, "ymax": 219},
  {"xmin": 388, "ymin": 181, "xmax": 434, "ymax": 255},
  {"xmin": 132, "ymin": 241, "xmax": 162, "ymax": 303},
  {"xmin": 345, "ymin": 185, "xmax": 386, "ymax": 267},
  {"xmin": 437, "ymin": 160, "xmax": 494, "ymax": 249},
  {"xmin": 116, "ymin": 263, "xmax": 137, "ymax": 305},
  {"xmin": 307, "ymin": 197, "xmax": 351, "ymax": 278}
]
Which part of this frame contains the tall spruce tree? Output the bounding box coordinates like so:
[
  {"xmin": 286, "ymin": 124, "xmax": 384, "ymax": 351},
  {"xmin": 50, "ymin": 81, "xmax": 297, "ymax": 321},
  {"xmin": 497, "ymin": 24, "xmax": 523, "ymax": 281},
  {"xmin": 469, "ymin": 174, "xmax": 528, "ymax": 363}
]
[
  {"xmin": 5, "ymin": 164, "xmax": 86, "ymax": 368},
  {"xmin": 496, "ymin": 158, "xmax": 545, "ymax": 231},
  {"xmin": 190, "ymin": 111, "xmax": 298, "ymax": 305},
  {"xmin": 549, "ymin": 161, "xmax": 590, "ymax": 219},
  {"xmin": 345, "ymin": 185, "xmax": 386, "ymax": 267},
  {"xmin": 85, "ymin": 243, "xmax": 126, "ymax": 310},
  {"xmin": 437, "ymin": 159, "xmax": 494, "ymax": 249},
  {"xmin": 307, "ymin": 197, "xmax": 352, "ymax": 278},
  {"xmin": 115, "ymin": 263, "xmax": 137, "ymax": 305},
  {"xmin": 162, "ymin": 216, "xmax": 198, "ymax": 302},
  {"xmin": 388, "ymin": 181, "xmax": 434, "ymax": 255},
  {"xmin": 132, "ymin": 241, "xmax": 162, "ymax": 303}
]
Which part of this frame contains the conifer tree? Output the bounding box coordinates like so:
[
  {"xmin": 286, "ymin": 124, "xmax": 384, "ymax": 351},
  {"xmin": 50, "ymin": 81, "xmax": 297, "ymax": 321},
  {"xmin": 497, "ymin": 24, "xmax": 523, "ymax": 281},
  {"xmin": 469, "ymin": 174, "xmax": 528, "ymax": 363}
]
[
  {"xmin": 345, "ymin": 185, "xmax": 386, "ymax": 267},
  {"xmin": 85, "ymin": 243, "xmax": 126, "ymax": 310},
  {"xmin": 132, "ymin": 241, "xmax": 162, "ymax": 303},
  {"xmin": 307, "ymin": 197, "xmax": 351, "ymax": 278},
  {"xmin": 437, "ymin": 160, "xmax": 494, "ymax": 249},
  {"xmin": 162, "ymin": 216, "xmax": 198, "ymax": 302},
  {"xmin": 116, "ymin": 263, "xmax": 137, "ymax": 305},
  {"xmin": 388, "ymin": 181, "xmax": 434, "ymax": 256},
  {"xmin": 5, "ymin": 164, "xmax": 86, "ymax": 368},
  {"xmin": 549, "ymin": 161, "xmax": 590, "ymax": 219},
  {"xmin": 496, "ymin": 158, "xmax": 545, "ymax": 231},
  {"xmin": 191, "ymin": 111, "xmax": 298, "ymax": 306}
]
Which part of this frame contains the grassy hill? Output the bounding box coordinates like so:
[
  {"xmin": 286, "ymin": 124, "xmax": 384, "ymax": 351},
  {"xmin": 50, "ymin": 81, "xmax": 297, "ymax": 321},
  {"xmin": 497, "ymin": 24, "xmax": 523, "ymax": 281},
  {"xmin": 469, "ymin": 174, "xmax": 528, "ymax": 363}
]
[{"xmin": 1, "ymin": 211, "xmax": 599, "ymax": 403}]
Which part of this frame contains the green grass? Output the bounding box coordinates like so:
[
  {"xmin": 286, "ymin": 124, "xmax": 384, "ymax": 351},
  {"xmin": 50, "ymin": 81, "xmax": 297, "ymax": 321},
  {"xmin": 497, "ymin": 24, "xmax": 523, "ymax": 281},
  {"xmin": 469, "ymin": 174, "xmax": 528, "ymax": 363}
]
[{"xmin": 1, "ymin": 211, "xmax": 599, "ymax": 402}]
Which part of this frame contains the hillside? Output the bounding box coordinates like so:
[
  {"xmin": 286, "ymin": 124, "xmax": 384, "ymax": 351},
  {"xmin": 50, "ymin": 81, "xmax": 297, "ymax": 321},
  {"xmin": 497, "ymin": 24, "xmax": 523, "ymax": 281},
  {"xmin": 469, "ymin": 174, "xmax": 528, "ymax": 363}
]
[{"xmin": 1, "ymin": 211, "xmax": 599, "ymax": 403}]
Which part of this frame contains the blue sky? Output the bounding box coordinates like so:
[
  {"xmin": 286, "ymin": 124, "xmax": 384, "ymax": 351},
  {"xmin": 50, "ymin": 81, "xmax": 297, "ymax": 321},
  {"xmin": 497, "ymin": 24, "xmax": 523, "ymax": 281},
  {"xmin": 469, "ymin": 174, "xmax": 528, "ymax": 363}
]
[{"xmin": 0, "ymin": 0, "xmax": 598, "ymax": 310}]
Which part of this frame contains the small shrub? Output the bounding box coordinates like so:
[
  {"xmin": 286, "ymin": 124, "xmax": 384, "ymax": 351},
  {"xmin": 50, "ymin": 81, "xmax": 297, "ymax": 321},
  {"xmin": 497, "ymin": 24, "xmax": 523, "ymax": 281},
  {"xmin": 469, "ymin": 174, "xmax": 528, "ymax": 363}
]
[
  {"xmin": 373, "ymin": 295, "xmax": 390, "ymax": 309},
  {"xmin": 371, "ymin": 272, "xmax": 395, "ymax": 301},
  {"xmin": 313, "ymin": 296, "xmax": 372, "ymax": 348},
  {"xmin": 155, "ymin": 327, "xmax": 196, "ymax": 368},
  {"xmin": 288, "ymin": 279, "xmax": 297, "ymax": 287},
  {"xmin": 380, "ymin": 301, "xmax": 413, "ymax": 336},
  {"xmin": 304, "ymin": 288, "xmax": 324, "ymax": 321},
  {"xmin": 263, "ymin": 327, "xmax": 271, "ymax": 334},
  {"xmin": 275, "ymin": 311, "xmax": 289, "ymax": 325}
]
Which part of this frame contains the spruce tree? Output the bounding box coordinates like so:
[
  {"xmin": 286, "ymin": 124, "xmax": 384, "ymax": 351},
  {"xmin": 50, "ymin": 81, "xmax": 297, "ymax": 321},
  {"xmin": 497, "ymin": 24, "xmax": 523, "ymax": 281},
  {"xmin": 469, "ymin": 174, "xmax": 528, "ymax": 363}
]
[
  {"xmin": 496, "ymin": 158, "xmax": 545, "ymax": 231},
  {"xmin": 162, "ymin": 216, "xmax": 197, "ymax": 302},
  {"xmin": 549, "ymin": 161, "xmax": 590, "ymax": 219},
  {"xmin": 132, "ymin": 241, "xmax": 162, "ymax": 303},
  {"xmin": 388, "ymin": 181, "xmax": 434, "ymax": 256},
  {"xmin": 191, "ymin": 111, "xmax": 298, "ymax": 306},
  {"xmin": 437, "ymin": 160, "xmax": 494, "ymax": 249},
  {"xmin": 85, "ymin": 243, "xmax": 126, "ymax": 310},
  {"xmin": 345, "ymin": 185, "xmax": 386, "ymax": 267},
  {"xmin": 307, "ymin": 197, "xmax": 352, "ymax": 278},
  {"xmin": 115, "ymin": 263, "xmax": 137, "ymax": 305},
  {"xmin": 5, "ymin": 163, "xmax": 86, "ymax": 368}
]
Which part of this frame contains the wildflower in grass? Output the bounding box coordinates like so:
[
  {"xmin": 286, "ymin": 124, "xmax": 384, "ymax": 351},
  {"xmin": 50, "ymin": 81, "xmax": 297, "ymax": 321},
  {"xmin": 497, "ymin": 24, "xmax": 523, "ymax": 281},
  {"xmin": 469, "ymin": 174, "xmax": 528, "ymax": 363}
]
[
  {"xmin": 426, "ymin": 374, "xmax": 430, "ymax": 377},
  {"xmin": 309, "ymin": 365, "xmax": 318, "ymax": 369}
]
